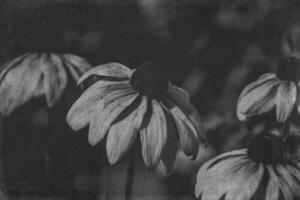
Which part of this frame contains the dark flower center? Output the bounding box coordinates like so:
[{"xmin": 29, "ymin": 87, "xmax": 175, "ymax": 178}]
[
  {"xmin": 130, "ymin": 62, "xmax": 169, "ymax": 99},
  {"xmin": 247, "ymin": 133, "xmax": 285, "ymax": 164},
  {"xmin": 276, "ymin": 57, "xmax": 300, "ymax": 81}
]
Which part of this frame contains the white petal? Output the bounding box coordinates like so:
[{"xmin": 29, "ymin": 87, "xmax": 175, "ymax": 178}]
[
  {"xmin": 106, "ymin": 96, "xmax": 147, "ymax": 165},
  {"xmin": 0, "ymin": 53, "xmax": 31, "ymax": 81},
  {"xmin": 66, "ymin": 80, "xmax": 131, "ymax": 131},
  {"xmin": 159, "ymin": 104, "xmax": 179, "ymax": 173},
  {"xmin": 195, "ymin": 149, "xmax": 248, "ymax": 198},
  {"xmin": 266, "ymin": 165, "xmax": 294, "ymax": 200},
  {"xmin": 226, "ymin": 163, "xmax": 264, "ymax": 200},
  {"xmin": 77, "ymin": 62, "xmax": 133, "ymax": 85},
  {"xmin": 285, "ymin": 165, "xmax": 300, "ymax": 197},
  {"xmin": 238, "ymin": 73, "xmax": 277, "ymax": 99},
  {"xmin": 275, "ymin": 165, "xmax": 299, "ymax": 199},
  {"xmin": 0, "ymin": 54, "xmax": 42, "ymax": 116},
  {"xmin": 166, "ymin": 100, "xmax": 199, "ymax": 158},
  {"xmin": 62, "ymin": 54, "xmax": 92, "ymax": 81},
  {"xmin": 237, "ymin": 78, "xmax": 279, "ymax": 120},
  {"xmin": 40, "ymin": 53, "xmax": 68, "ymax": 107},
  {"xmin": 167, "ymin": 85, "xmax": 206, "ymax": 143},
  {"xmin": 88, "ymin": 93, "xmax": 138, "ymax": 146},
  {"xmin": 140, "ymin": 99, "xmax": 168, "ymax": 169},
  {"xmin": 276, "ymin": 81, "xmax": 297, "ymax": 122},
  {"xmin": 197, "ymin": 155, "xmax": 251, "ymax": 200}
]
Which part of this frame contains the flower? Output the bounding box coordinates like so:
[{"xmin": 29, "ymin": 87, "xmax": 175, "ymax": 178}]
[
  {"xmin": 0, "ymin": 53, "xmax": 92, "ymax": 116},
  {"xmin": 67, "ymin": 62, "xmax": 207, "ymax": 170},
  {"xmin": 237, "ymin": 56, "xmax": 300, "ymax": 122},
  {"xmin": 195, "ymin": 133, "xmax": 300, "ymax": 200}
]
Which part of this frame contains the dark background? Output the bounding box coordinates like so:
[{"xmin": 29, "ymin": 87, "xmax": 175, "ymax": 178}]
[{"xmin": 1, "ymin": 0, "xmax": 300, "ymax": 199}]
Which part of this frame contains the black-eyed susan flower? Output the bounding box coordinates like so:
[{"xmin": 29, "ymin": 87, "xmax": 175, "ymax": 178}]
[
  {"xmin": 0, "ymin": 53, "xmax": 92, "ymax": 116},
  {"xmin": 195, "ymin": 133, "xmax": 300, "ymax": 200},
  {"xmin": 67, "ymin": 62, "xmax": 207, "ymax": 170},
  {"xmin": 237, "ymin": 56, "xmax": 300, "ymax": 122}
]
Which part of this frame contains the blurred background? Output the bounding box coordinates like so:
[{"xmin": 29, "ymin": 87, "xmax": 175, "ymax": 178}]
[{"xmin": 1, "ymin": 0, "xmax": 300, "ymax": 199}]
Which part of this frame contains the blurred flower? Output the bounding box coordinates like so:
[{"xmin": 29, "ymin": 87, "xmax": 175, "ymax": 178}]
[
  {"xmin": 138, "ymin": 0, "xmax": 174, "ymax": 39},
  {"xmin": 282, "ymin": 24, "xmax": 300, "ymax": 58},
  {"xmin": 67, "ymin": 62, "xmax": 206, "ymax": 170},
  {"xmin": 216, "ymin": 0, "xmax": 271, "ymax": 31},
  {"xmin": 237, "ymin": 56, "xmax": 300, "ymax": 122},
  {"xmin": 195, "ymin": 133, "xmax": 300, "ymax": 200},
  {"xmin": 0, "ymin": 53, "xmax": 92, "ymax": 116}
]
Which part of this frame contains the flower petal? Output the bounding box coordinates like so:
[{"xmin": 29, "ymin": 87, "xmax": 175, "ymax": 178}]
[
  {"xmin": 275, "ymin": 165, "xmax": 300, "ymax": 198},
  {"xmin": 66, "ymin": 80, "xmax": 131, "ymax": 131},
  {"xmin": 88, "ymin": 93, "xmax": 138, "ymax": 146},
  {"xmin": 62, "ymin": 54, "xmax": 92, "ymax": 81},
  {"xmin": 106, "ymin": 96, "xmax": 148, "ymax": 165},
  {"xmin": 276, "ymin": 81, "xmax": 297, "ymax": 122},
  {"xmin": 140, "ymin": 99, "xmax": 168, "ymax": 169},
  {"xmin": 159, "ymin": 104, "xmax": 179, "ymax": 173},
  {"xmin": 77, "ymin": 62, "xmax": 133, "ymax": 85},
  {"xmin": 167, "ymin": 85, "xmax": 206, "ymax": 144},
  {"xmin": 266, "ymin": 165, "xmax": 293, "ymax": 200},
  {"xmin": 40, "ymin": 53, "xmax": 68, "ymax": 107},
  {"xmin": 0, "ymin": 53, "xmax": 31, "ymax": 81},
  {"xmin": 238, "ymin": 73, "xmax": 277, "ymax": 99},
  {"xmin": 265, "ymin": 166, "xmax": 280, "ymax": 200},
  {"xmin": 237, "ymin": 78, "xmax": 279, "ymax": 120},
  {"xmin": 196, "ymin": 149, "xmax": 251, "ymax": 200},
  {"xmin": 226, "ymin": 163, "xmax": 264, "ymax": 200},
  {"xmin": 0, "ymin": 54, "xmax": 42, "ymax": 116},
  {"xmin": 166, "ymin": 100, "xmax": 199, "ymax": 158},
  {"xmin": 195, "ymin": 149, "xmax": 248, "ymax": 198}
]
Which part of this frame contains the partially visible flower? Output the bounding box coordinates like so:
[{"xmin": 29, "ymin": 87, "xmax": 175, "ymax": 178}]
[
  {"xmin": 216, "ymin": 0, "xmax": 271, "ymax": 31},
  {"xmin": 67, "ymin": 62, "xmax": 206, "ymax": 170},
  {"xmin": 0, "ymin": 53, "xmax": 91, "ymax": 116},
  {"xmin": 195, "ymin": 133, "xmax": 300, "ymax": 200},
  {"xmin": 282, "ymin": 25, "xmax": 300, "ymax": 58},
  {"xmin": 237, "ymin": 56, "xmax": 300, "ymax": 122}
]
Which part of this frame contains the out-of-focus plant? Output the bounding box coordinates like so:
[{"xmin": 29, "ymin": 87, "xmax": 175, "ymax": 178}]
[
  {"xmin": 0, "ymin": 52, "xmax": 91, "ymax": 198},
  {"xmin": 216, "ymin": 0, "xmax": 272, "ymax": 31},
  {"xmin": 0, "ymin": 53, "xmax": 91, "ymax": 116}
]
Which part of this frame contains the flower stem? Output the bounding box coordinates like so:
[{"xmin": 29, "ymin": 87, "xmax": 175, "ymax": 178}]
[{"xmin": 125, "ymin": 145, "xmax": 136, "ymax": 200}]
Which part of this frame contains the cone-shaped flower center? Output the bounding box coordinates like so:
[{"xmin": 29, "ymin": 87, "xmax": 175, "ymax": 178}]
[
  {"xmin": 276, "ymin": 57, "xmax": 300, "ymax": 81},
  {"xmin": 130, "ymin": 62, "xmax": 169, "ymax": 99},
  {"xmin": 247, "ymin": 133, "xmax": 285, "ymax": 164}
]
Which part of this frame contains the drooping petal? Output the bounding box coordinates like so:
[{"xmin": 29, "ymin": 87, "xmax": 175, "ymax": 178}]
[
  {"xmin": 159, "ymin": 103, "xmax": 179, "ymax": 173},
  {"xmin": 167, "ymin": 85, "xmax": 206, "ymax": 144},
  {"xmin": 285, "ymin": 165, "xmax": 300, "ymax": 197},
  {"xmin": 40, "ymin": 53, "xmax": 68, "ymax": 107},
  {"xmin": 276, "ymin": 81, "xmax": 297, "ymax": 122},
  {"xmin": 238, "ymin": 73, "xmax": 277, "ymax": 100},
  {"xmin": 276, "ymin": 164, "xmax": 300, "ymax": 198},
  {"xmin": 0, "ymin": 53, "xmax": 31, "ymax": 81},
  {"xmin": 166, "ymin": 100, "xmax": 199, "ymax": 158},
  {"xmin": 106, "ymin": 96, "xmax": 148, "ymax": 165},
  {"xmin": 237, "ymin": 78, "xmax": 279, "ymax": 120},
  {"xmin": 140, "ymin": 99, "xmax": 168, "ymax": 169},
  {"xmin": 196, "ymin": 151, "xmax": 252, "ymax": 200},
  {"xmin": 225, "ymin": 163, "xmax": 264, "ymax": 200},
  {"xmin": 77, "ymin": 62, "xmax": 133, "ymax": 85},
  {"xmin": 195, "ymin": 149, "xmax": 248, "ymax": 198},
  {"xmin": 265, "ymin": 166, "xmax": 280, "ymax": 200},
  {"xmin": 62, "ymin": 54, "xmax": 92, "ymax": 81},
  {"xmin": 0, "ymin": 54, "xmax": 42, "ymax": 116},
  {"xmin": 266, "ymin": 165, "xmax": 293, "ymax": 200},
  {"xmin": 66, "ymin": 80, "xmax": 131, "ymax": 131},
  {"xmin": 88, "ymin": 93, "xmax": 138, "ymax": 146}
]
